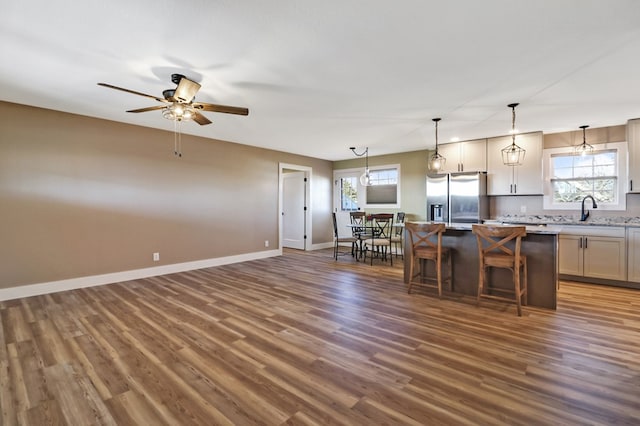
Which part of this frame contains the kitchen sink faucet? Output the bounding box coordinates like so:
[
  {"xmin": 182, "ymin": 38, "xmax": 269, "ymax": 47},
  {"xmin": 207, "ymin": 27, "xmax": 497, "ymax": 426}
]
[{"xmin": 580, "ymin": 195, "xmax": 598, "ymax": 221}]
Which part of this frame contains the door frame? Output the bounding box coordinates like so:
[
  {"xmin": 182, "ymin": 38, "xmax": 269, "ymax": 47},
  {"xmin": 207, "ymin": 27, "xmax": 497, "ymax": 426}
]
[
  {"xmin": 279, "ymin": 163, "xmax": 312, "ymax": 252},
  {"xmin": 333, "ymin": 168, "xmax": 364, "ymax": 235}
]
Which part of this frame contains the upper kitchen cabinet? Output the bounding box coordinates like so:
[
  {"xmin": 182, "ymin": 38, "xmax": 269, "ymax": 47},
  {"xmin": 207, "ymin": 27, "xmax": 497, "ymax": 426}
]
[
  {"xmin": 627, "ymin": 118, "xmax": 640, "ymax": 192},
  {"xmin": 487, "ymin": 131, "xmax": 543, "ymax": 195},
  {"xmin": 436, "ymin": 139, "xmax": 487, "ymax": 174}
]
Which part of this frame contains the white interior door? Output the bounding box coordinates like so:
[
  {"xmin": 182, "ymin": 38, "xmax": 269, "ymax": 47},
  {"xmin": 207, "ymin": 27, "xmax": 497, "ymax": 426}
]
[{"xmin": 283, "ymin": 171, "xmax": 306, "ymax": 249}]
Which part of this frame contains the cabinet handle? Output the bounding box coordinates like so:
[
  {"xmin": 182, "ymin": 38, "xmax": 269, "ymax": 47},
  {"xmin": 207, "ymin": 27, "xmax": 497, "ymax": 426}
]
[
  {"xmin": 584, "ymin": 237, "xmax": 588, "ymax": 249},
  {"xmin": 513, "ymin": 183, "xmax": 517, "ymax": 193},
  {"xmin": 631, "ymin": 180, "xmax": 634, "ymax": 192},
  {"xmin": 579, "ymin": 237, "xmax": 582, "ymax": 249}
]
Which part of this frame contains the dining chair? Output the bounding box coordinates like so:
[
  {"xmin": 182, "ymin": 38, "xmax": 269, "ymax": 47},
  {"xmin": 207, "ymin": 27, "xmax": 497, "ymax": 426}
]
[
  {"xmin": 391, "ymin": 211, "xmax": 406, "ymax": 259},
  {"xmin": 472, "ymin": 224, "xmax": 528, "ymax": 316},
  {"xmin": 363, "ymin": 213, "xmax": 394, "ymax": 265},
  {"xmin": 405, "ymin": 222, "xmax": 452, "ymax": 297},
  {"xmin": 350, "ymin": 211, "xmax": 368, "ymax": 259},
  {"xmin": 349, "ymin": 211, "xmax": 367, "ymax": 234},
  {"xmin": 332, "ymin": 212, "xmax": 357, "ymax": 260}
]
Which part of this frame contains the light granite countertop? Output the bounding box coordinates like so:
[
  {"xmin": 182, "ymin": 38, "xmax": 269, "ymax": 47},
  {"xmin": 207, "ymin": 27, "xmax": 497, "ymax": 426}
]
[{"xmin": 494, "ymin": 214, "xmax": 640, "ymax": 228}]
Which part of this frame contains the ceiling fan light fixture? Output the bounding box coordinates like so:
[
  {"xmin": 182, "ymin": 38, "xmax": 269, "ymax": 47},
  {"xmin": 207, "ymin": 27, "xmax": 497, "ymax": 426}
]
[
  {"xmin": 428, "ymin": 117, "xmax": 446, "ymax": 172},
  {"xmin": 575, "ymin": 125, "xmax": 594, "ymax": 156},
  {"xmin": 162, "ymin": 103, "xmax": 195, "ymax": 122},
  {"xmin": 501, "ymin": 103, "xmax": 526, "ymax": 166}
]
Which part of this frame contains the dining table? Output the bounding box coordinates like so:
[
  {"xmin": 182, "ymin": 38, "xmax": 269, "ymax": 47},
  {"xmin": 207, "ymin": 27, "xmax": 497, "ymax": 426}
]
[{"xmin": 345, "ymin": 222, "xmax": 404, "ymax": 261}]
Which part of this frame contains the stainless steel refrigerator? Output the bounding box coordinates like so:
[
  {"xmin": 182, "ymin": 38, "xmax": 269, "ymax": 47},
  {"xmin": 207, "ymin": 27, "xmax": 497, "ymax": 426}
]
[
  {"xmin": 426, "ymin": 173, "xmax": 449, "ymax": 222},
  {"xmin": 426, "ymin": 172, "xmax": 488, "ymax": 223}
]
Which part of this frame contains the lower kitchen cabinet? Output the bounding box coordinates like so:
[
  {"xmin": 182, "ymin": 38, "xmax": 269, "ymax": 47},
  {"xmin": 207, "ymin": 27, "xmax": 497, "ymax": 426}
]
[
  {"xmin": 558, "ymin": 235, "xmax": 583, "ymax": 276},
  {"xmin": 628, "ymin": 228, "xmax": 640, "ymax": 283},
  {"xmin": 558, "ymin": 227, "xmax": 627, "ymax": 281}
]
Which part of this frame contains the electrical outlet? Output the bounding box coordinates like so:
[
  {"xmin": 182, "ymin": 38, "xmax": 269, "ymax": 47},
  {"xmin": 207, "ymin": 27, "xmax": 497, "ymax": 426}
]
[
  {"xmin": 520, "ymin": 205, "xmax": 527, "ymax": 213},
  {"xmin": 153, "ymin": 252, "xmax": 160, "ymax": 261},
  {"xmin": 264, "ymin": 240, "xmax": 269, "ymax": 247}
]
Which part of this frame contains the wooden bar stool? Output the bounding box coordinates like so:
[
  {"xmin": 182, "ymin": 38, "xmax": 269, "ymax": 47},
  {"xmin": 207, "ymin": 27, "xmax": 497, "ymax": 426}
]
[
  {"xmin": 472, "ymin": 224, "xmax": 528, "ymax": 316},
  {"xmin": 405, "ymin": 222, "xmax": 452, "ymax": 297}
]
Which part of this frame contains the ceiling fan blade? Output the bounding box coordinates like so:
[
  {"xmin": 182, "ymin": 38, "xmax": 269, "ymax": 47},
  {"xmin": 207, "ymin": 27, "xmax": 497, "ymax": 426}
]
[
  {"xmin": 193, "ymin": 102, "xmax": 249, "ymax": 116},
  {"xmin": 98, "ymin": 83, "xmax": 168, "ymax": 103},
  {"xmin": 174, "ymin": 77, "xmax": 200, "ymax": 103},
  {"xmin": 126, "ymin": 105, "xmax": 167, "ymax": 113},
  {"xmin": 193, "ymin": 111, "xmax": 212, "ymax": 125}
]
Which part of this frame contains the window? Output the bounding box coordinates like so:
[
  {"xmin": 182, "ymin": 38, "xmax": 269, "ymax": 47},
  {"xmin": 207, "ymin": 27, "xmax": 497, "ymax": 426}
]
[
  {"xmin": 366, "ymin": 166, "xmax": 400, "ymax": 207},
  {"xmin": 333, "ymin": 165, "xmax": 401, "ymax": 210},
  {"xmin": 550, "ymin": 150, "xmax": 616, "ymax": 202},
  {"xmin": 543, "ymin": 142, "xmax": 627, "ymax": 210},
  {"xmin": 339, "ymin": 176, "xmax": 358, "ymax": 211}
]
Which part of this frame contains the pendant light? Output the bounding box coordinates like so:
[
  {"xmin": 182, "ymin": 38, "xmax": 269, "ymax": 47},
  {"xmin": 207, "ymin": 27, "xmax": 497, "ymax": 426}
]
[
  {"xmin": 575, "ymin": 125, "xmax": 594, "ymax": 156},
  {"xmin": 350, "ymin": 147, "xmax": 371, "ymax": 186},
  {"xmin": 428, "ymin": 118, "xmax": 446, "ymax": 172},
  {"xmin": 501, "ymin": 103, "xmax": 526, "ymax": 166}
]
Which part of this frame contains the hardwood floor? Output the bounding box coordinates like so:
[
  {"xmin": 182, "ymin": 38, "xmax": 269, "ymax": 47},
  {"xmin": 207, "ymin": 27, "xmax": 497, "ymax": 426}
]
[{"xmin": 1, "ymin": 249, "xmax": 639, "ymax": 425}]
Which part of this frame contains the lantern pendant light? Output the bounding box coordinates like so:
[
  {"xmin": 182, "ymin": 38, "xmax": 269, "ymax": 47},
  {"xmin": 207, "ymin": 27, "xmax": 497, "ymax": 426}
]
[
  {"xmin": 575, "ymin": 125, "xmax": 594, "ymax": 156},
  {"xmin": 501, "ymin": 103, "xmax": 526, "ymax": 166},
  {"xmin": 428, "ymin": 118, "xmax": 446, "ymax": 172}
]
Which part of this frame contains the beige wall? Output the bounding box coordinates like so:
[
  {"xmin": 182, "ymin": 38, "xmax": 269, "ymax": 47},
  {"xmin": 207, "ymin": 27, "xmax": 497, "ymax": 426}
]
[
  {"xmin": 544, "ymin": 125, "xmax": 626, "ymax": 148},
  {"xmin": 0, "ymin": 101, "xmax": 333, "ymax": 289},
  {"xmin": 333, "ymin": 150, "xmax": 429, "ymax": 221}
]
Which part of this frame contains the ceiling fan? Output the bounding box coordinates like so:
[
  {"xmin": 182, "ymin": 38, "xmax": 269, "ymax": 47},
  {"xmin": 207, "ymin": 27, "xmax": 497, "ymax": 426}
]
[{"xmin": 98, "ymin": 73, "xmax": 249, "ymax": 125}]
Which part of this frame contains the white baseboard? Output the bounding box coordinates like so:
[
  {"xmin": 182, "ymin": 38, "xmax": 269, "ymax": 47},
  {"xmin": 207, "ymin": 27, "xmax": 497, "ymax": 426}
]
[
  {"xmin": 0, "ymin": 249, "xmax": 282, "ymax": 302},
  {"xmin": 309, "ymin": 242, "xmax": 334, "ymax": 250}
]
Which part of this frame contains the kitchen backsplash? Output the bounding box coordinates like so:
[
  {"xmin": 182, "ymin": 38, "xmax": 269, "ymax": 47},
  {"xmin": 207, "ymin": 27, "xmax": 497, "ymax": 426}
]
[
  {"xmin": 494, "ymin": 213, "xmax": 640, "ymax": 226},
  {"xmin": 491, "ymin": 193, "xmax": 640, "ymax": 223}
]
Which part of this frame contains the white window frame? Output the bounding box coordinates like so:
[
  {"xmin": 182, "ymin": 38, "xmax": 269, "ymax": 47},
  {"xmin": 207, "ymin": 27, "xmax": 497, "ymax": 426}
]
[
  {"xmin": 364, "ymin": 164, "xmax": 401, "ymax": 209},
  {"xmin": 333, "ymin": 164, "xmax": 402, "ymax": 209},
  {"xmin": 542, "ymin": 142, "xmax": 627, "ymax": 211}
]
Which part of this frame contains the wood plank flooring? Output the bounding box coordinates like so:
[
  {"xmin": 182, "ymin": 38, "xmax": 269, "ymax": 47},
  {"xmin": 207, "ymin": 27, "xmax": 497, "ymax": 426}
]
[{"xmin": 1, "ymin": 249, "xmax": 639, "ymax": 425}]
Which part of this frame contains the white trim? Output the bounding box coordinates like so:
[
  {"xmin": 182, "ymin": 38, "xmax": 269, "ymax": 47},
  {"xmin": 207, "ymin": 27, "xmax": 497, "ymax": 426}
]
[
  {"xmin": 310, "ymin": 242, "xmax": 334, "ymax": 250},
  {"xmin": 0, "ymin": 249, "xmax": 281, "ymax": 302}
]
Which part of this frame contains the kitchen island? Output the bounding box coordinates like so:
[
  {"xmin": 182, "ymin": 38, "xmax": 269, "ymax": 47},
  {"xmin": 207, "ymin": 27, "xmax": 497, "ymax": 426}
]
[{"xmin": 403, "ymin": 222, "xmax": 559, "ymax": 309}]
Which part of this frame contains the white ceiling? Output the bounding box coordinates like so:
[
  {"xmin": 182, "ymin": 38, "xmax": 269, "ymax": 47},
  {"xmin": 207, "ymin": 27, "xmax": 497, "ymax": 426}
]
[{"xmin": 2, "ymin": 1, "xmax": 640, "ymax": 161}]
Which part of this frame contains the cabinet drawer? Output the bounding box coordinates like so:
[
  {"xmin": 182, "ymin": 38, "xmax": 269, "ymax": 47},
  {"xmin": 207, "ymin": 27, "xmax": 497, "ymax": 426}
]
[{"xmin": 557, "ymin": 226, "xmax": 625, "ymax": 238}]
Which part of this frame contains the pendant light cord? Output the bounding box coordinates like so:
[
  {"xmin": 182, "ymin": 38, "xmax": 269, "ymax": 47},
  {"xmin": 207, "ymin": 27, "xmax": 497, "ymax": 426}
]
[
  {"xmin": 511, "ymin": 103, "xmax": 517, "ymax": 146},
  {"xmin": 434, "ymin": 118, "xmax": 440, "ymax": 154}
]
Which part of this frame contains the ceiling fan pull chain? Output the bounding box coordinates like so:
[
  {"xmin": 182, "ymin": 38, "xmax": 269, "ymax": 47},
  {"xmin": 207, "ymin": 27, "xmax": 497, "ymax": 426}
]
[
  {"xmin": 173, "ymin": 119, "xmax": 183, "ymax": 157},
  {"xmin": 174, "ymin": 119, "xmax": 179, "ymax": 156},
  {"xmin": 177, "ymin": 120, "xmax": 182, "ymax": 157}
]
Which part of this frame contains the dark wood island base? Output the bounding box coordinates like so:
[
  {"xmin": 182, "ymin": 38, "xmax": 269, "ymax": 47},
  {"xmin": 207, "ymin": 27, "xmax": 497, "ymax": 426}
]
[{"xmin": 404, "ymin": 223, "xmax": 559, "ymax": 310}]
